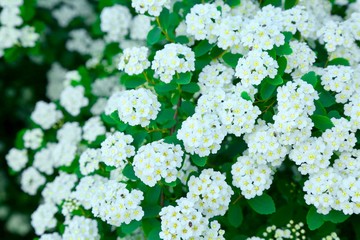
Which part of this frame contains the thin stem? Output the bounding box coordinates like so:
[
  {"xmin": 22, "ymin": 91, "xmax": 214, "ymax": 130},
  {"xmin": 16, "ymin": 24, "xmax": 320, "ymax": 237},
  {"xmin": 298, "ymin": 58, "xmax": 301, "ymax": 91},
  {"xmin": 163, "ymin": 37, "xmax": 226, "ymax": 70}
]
[{"xmin": 155, "ymin": 17, "xmax": 174, "ymax": 43}]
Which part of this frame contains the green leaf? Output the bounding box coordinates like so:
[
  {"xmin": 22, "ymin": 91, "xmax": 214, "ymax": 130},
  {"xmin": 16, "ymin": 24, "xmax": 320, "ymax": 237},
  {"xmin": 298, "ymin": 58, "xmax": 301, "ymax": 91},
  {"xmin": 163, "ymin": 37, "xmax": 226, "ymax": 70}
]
[
  {"xmin": 122, "ymin": 164, "xmax": 138, "ymax": 180},
  {"xmin": 262, "ymin": 0, "xmax": 282, "ymax": 7},
  {"xmin": 284, "ymin": 0, "xmax": 298, "ymax": 9},
  {"xmin": 179, "ymin": 101, "xmax": 195, "ymax": 116},
  {"xmin": 147, "ymin": 27, "xmax": 162, "ymax": 45},
  {"xmin": 328, "ymin": 110, "xmax": 341, "ymax": 119},
  {"xmin": 241, "ymin": 91, "xmax": 252, "ymax": 101},
  {"xmin": 154, "ymin": 82, "xmax": 177, "ymax": 94},
  {"xmin": 311, "ymin": 114, "xmax": 334, "ymax": 131},
  {"xmin": 175, "ymin": 36, "xmax": 190, "ymax": 44},
  {"xmin": 191, "ymin": 154, "xmax": 207, "ymax": 167},
  {"xmin": 121, "ymin": 220, "xmax": 141, "ymax": 235},
  {"xmin": 275, "ymin": 43, "xmax": 293, "ymax": 56},
  {"xmin": 226, "ymin": 0, "xmax": 241, "ymax": 7},
  {"xmin": 283, "ymin": 32, "xmax": 293, "ymax": 43},
  {"xmin": 157, "ymin": 108, "xmax": 176, "ymax": 124},
  {"xmin": 121, "ymin": 75, "xmax": 146, "ymax": 89},
  {"xmin": 159, "ymin": 8, "xmax": 170, "ymax": 30},
  {"xmin": 314, "ymin": 100, "xmax": 326, "ymax": 116},
  {"xmin": 194, "ymin": 40, "xmax": 215, "ymax": 57},
  {"xmin": 182, "ymin": 82, "xmax": 200, "ymax": 93},
  {"xmin": 328, "ymin": 58, "xmax": 350, "ymax": 67},
  {"xmin": 144, "ymin": 185, "xmax": 162, "ymax": 205},
  {"xmin": 267, "ymin": 75, "xmax": 284, "ymax": 86},
  {"xmin": 148, "ymin": 225, "xmax": 161, "ymax": 240},
  {"xmin": 307, "ymin": 206, "xmax": 325, "ymax": 230},
  {"xmin": 176, "ymin": 72, "xmax": 192, "ymax": 85},
  {"xmin": 227, "ymin": 204, "xmax": 243, "ymax": 228},
  {"xmin": 222, "ymin": 52, "xmax": 243, "ymax": 68},
  {"xmin": 301, "ymin": 71, "xmax": 318, "ymax": 87},
  {"xmin": 260, "ymin": 81, "xmax": 277, "ymax": 100},
  {"xmin": 322, "ymin": 210, "xmax": 350, "ymax": 224},
  {"xmin": 247, "ymin": 193, "xmax": 276, "ymax": 215},
  {"xmin": 143, "ymin": 205, "xmax": 162, "ymax": 218},
  {"xmin": 277, "ymin": 56, "xmax": 287, "ymax": 76},
  {"xmin": 318, "ymin": 90, "xmax": 336, "ymax": 107}
]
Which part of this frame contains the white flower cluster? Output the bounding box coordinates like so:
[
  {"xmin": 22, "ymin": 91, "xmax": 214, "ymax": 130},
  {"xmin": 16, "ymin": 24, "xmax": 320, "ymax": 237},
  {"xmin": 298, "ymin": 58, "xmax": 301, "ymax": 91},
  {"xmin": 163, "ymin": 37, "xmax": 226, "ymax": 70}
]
[
  {"xmin": 185, "ymin": 3, "xmax": 221, "ymax": 43},
  {"xmin": 31, "ymin": 203, "xmax": 58, "ymax": 235},
  {"xmin": 285, "ymin": 41, "xmax": 316, "ymax": 76},
  {"xmin": 31, "ymin": 101, "xmax": 63, "ymax": 130},
  {"xmin": 60, "ymin": 85, "xmax": 89, "ymax": 116},
  {"xmin": 42, "ymin": 172, "xmax": 78, "ymax": 205},
  {"xmin": 107, "ymin": 88, "xmax": 161, "ymax": 127},
  {"xmin": 198, "ymin": 62, "xmax": 234, "ymax": 92},
  {"xmin": 83, "ymin": 116, "xmax": 106, "ymax": 143},
  {"xmin": 72, "ymin": 176, "xmax": 144, "ymax": 226},
  {"xmin": 20, "ymin": 167, "xmax": 46, "ymax": 195},
  {"xmin": 118, "ymin": 47, "xmax": 150, "ymax": 75},
  {"xmin": 0, "ymin": 0, "xmax": 39, "ymax": 57},
  {"xmin": 130, "ymin": 15, "xmax": 152, "ymax": 40},
  {"xmin": 23, "ymin": 128, "xmax": 43, "ymax": 150},
  {"xmin": 92, "ymin": 75, "xmax": 123, "ymax": 97},
  {"xmin": 247, "ymin": 220, "xmax": 307, "ymax": 240},
  {"xmin": 5, "ymin": 148, "xmax": 28, "ymax": 172},
  {"xmin": 187, "ymin": 169, "xmax": 234, "ymax": 218},
  {"xmin": 131, "ymin": 0, "xmax": 171, "ymax": 17},
  {"xmin": 48, "ymin": 0, "xmax": 95, "ymax": 27},
  {"xmin": 273, "ymin": 80, "xmax": 318, "ymax": 145},
  {"xmin": 133, "ymin": 140, "xmax": 184, "ymax": 186},
  {"xmin": 79, "ymin": 148, "xmax": 101, "ymax": 175},
  {"xmin": 232, "ymin": 154, "xmax": 274, "ymax": 199},
  {"xmin": 159, "ymin": 197, "xmax": 225, "ymax": 240},
  {"xmin": 100, "ymin": 5, "xmax": 132, "ymax": 42},
  {"xmin": 178, "ymin": 86, "xmax": 260, "ymax": 156},
  {"xmin": 63, "ymin": 216, "xmax": 100, "ymax": 240},
  {"xmin": 66, "ymin": 29, "xmax": 105, "ymax": 64},
  {"xmin": 177, "ymin": 113, "xmax": 226, "ymax": 157},
  {"xmin": 319, "ymin": 66, "xmax": 353, "ymax": 103},
  {"xmin": 100, "ymin": 131, "xmax": 135, "ymax": 169},
  {"xmin": 152, "ymin": 43, "xmax": 195, "ymax": 83},
  {"xmin": 235, "ymin": 50, "xmax": 278, "ymax": 87}
]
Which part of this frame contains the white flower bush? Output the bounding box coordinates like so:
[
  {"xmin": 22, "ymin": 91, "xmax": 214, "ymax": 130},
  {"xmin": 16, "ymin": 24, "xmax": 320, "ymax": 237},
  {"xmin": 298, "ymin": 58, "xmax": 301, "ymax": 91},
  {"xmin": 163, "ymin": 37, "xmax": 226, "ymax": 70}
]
[{"xmin": 4, "ymin": 0, "xmax": 360, "ymax": 239}]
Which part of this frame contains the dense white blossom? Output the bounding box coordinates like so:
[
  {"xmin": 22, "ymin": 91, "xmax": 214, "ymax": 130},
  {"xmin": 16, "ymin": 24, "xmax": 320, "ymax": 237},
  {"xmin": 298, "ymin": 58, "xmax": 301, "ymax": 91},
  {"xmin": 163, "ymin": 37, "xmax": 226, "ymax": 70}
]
[
  {"xmin": 31, "ymin": 101, "xmax": 63, "ymax": 130},
  {"xmin": 187, "ymin": 169, "xmax": 233, "ymax": 217},
  {"xmin": 118, "ymin": 47, "xmax": 150, "ymax": 75},
  {"xmin": 60, "ymin": 85, "xmax": 89, "ymax": 116},
  {"xmin": 235, "ymin": 50, "xmax": 278, "ymax": 87},
  {"xmin": 20, "ymin": 167, "xmax": 46, "ymax": 195},
  {"xmin": 115, "ymin": 88, "xmax": 161, "ymax": 127},
  {"xmin": 131, "ymin": 0, "xmax": 170, "ymax": 16},
  {"xmin": 100, "ymin": 132, "xmax": 135, "ymax": 169},
  {"xmin": 5, "ymin": 148, "xmax": 28, "ymax": 172},
  {"xmin": 152, "ymin": 43, "xmax": 195, "ymax": 83},
  {"xmin": 100, "ymin": 5, "xmax": 132, "ymax": 42},
  {"xmin": 133, "ymin": 140, "xmax": 184, "ymax": 186}
]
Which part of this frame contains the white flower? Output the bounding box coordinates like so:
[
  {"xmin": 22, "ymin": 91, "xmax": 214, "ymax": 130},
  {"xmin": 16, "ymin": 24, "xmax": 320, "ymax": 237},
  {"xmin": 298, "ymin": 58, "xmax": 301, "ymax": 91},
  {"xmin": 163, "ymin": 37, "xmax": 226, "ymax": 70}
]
[
  {"xmin": 100, "ymin": 132, "xmax": 135, "ymax": 169},
  {"xmin": 100, "ymin": 5, "xmax": 132, "ymax": 42},
  {"xmin": 31, "ymin": 101, "xmax": 63, "ymax": 130},
  {"xmin": 83, "ymin": 116, "xmax": 106, "ymax": 143},
  {"xmin": 152, "ymin": 43, "xmax": 195, "ymax": 83},
  {"xmin": 20, "ymin": 167, "xmax": 46, "ymax": 195},
  {"xmin": 131, "ymin": 0, "xmax": 171, "ymax": 16},
  {"xmin": 79, "ymin": 149, "xmax": 101, "ymax": 175},
  {"xmin": 118, "ymin": 47, "xmax": 150, "ymax": 75},
  {"xmin": 115, "ymin": 88, "xmax": 161, "ymax": 127},
  {"xmin": 60, "ymin": 85, "xmax": 89, "ymax": 116},
  {"xmin": 5, "ymin": 148, "xmax": 28, "ymax": 172},
  {"xmin": 23, "ymin": 128, "xmax": 43, "ymax": 150},
  {"xmin": 133, "ymin": 140, "xmax": 184, "ymax": 186}
]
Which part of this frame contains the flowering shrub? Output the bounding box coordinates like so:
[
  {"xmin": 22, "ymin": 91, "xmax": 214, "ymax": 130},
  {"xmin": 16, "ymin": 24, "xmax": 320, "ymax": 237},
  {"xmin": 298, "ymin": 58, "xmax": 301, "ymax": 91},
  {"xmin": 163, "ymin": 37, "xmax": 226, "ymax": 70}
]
[{"xmin": 3, "ymin": 0, "xmax": 360, "ymax": 239}]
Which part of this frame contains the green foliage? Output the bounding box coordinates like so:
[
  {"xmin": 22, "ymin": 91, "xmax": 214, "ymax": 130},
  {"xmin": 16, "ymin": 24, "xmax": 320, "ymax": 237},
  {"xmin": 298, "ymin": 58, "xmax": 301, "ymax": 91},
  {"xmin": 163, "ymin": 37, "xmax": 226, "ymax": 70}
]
[{"xmin": 247, "ymin": 194, "xmax": 276, "ymax": 215}]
